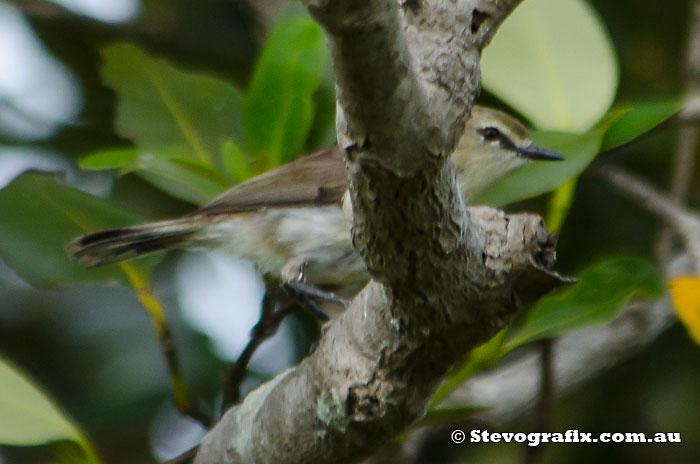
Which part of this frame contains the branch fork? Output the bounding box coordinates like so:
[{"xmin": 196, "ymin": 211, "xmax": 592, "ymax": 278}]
[{"xmin": 191, "ymin": 2, "xmax": 569, "ymax": 463}]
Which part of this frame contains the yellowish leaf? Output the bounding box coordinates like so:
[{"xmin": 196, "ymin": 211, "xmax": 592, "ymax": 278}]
[{"xmin": 669, "ymin": 277, "xmax": 700, "ymax": 345}]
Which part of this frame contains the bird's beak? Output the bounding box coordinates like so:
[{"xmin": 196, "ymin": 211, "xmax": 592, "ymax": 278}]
[{"xmin": 517, "ymin": 144, "xmax": 565, "ymax": 161}]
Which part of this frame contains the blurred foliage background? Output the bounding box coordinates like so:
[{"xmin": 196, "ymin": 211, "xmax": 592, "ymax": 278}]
[{"xmin": 0, "ymin": 0, "xmax": 698, "ymax": 463}]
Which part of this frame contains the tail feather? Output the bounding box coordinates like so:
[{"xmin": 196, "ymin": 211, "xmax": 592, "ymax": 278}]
[{"xmin": 69, "ymin": 219, "xmax": 201, "ymax": 267}]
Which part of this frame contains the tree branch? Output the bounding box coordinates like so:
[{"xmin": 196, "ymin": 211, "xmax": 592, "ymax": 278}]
[
  {"xmin": 371, "ymin": 247, "xmax": 692, "ymax": 464},
  {"xmin": 195, "ymin": 209, "xmax": 560, "ymax": 464},
  {"xmin": 595, "ymin": 165, "xmax": 700, "ymax": 270},
  {"xmin": 307, "ymin": 0, "xmax": 521, "ymax": 172},
  {"xmin": 657, "ymin": 0, "xmax": 700, "ymax": 261},
  {"xmin": 191, "ymin": 2, "xmax": 567, "ymax": 463},
  {"xmin": 442, "ymin": 296, "xmax": 677, "ymax": 426}
]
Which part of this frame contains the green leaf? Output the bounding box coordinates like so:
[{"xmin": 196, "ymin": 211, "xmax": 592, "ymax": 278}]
[
  {"xmin": 221, "ymin": 139, "xmax": 254, "ymax": 183},
  {"xmin": 505, "ymin": 257, "xmax": 664, "ymax": 351},
  {"xmin": 546, "ymin": 177, "xmax": 578, "ymax": 233},
  {"xmin": 306, "ymin": 66, "xmax": 338, "ymax": 152},
  {"xmin": 0, "ymin": 172, "xmax": 148, "ymax": 288},
  {"xmin": 473, "ymin": 130, "xmax": 602, "ymax": 207},
  {"xmin": 600, "ymin": 97, "xmax": 684, "ymax": 151},
  {"xmin": 51, "ymin": 442, "xmax": 97, "ymax": 464},
  {"xmin": 243, "ymin": 17, "xmax": 328, "ymax": 166},
  {"xmin": 130, "ymin": 155, "xmax": 227, "ymax": 205},
  {"xmin": 100, "ymin": 41, "xmax": 244, "ymax": 173},
  {"xmin": 168, "ymin": 157, "xmax": 230, "ymax": 187},
  {"xmin": 482, "ymin": 0, "xmax": 618, "ymax": 132},
  {"xmin": 81, "ymin": 148, "xmax": 228, "ymax": 204},
  {"xmin": 0, "ymin": 356, "xmax": 100, "ymax": 463},
  {"xmin": 431, "ymin": 329, "xmax": 508, "ymax": 406},
  {"xmin": 79, "ymin": 148, "xmax": 139, "ymax": 170}
]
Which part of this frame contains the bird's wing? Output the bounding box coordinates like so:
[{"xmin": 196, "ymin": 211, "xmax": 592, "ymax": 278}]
[{"xmin": 193, "ymin": 147, "xmax": 348, "ymax": 217}]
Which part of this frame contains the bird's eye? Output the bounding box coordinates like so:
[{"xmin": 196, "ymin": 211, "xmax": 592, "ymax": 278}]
[{"xmin": 479, "ymin": 127, "xmax": 501, "ymax": 142}]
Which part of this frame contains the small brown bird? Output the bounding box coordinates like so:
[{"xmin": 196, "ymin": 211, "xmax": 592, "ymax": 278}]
[{"xmin": 69, "ymin": 106, "xmax": 562, "ymax": 298}]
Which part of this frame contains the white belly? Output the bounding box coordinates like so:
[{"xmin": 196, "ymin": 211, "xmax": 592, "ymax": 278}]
[{"xmin": 195, "ymin": 207, "xmax": 368, "ymax": 293}]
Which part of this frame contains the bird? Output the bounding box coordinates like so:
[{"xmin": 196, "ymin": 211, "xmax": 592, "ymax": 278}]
[{"xmin": 69, "ymin": 105, "xmax": 563, "ymax": 300}]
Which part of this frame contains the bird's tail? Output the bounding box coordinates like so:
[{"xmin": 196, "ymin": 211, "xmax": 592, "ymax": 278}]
[{"xmin": 69, "ymin": 218, "xmax": 202, "ymax": 267}]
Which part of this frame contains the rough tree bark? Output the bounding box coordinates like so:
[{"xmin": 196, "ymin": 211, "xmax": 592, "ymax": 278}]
[
  {"xmin": 194, "ymin": 1, "xmax": 566, "ymax": 462},
  {"xmin": 380, "ymin": 3, "xmax": 700, "ymax": 460}
]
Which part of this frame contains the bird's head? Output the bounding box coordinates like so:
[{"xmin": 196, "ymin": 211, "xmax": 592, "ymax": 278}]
[{"xmin": 453, "ymin": 105, "xmax": 564, "ymax": 201}]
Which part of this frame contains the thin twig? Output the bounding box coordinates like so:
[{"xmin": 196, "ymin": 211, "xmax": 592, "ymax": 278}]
[
  {"xmin": 220, "ymin": 279, "xmax": 344, "ymax": 414},
  {"xmin": 221, "ymin": 293, "xmax": 297, "ymax": 413},
  {"xmin": 657, "ymin": 1, "xmax": 700, "ymax": 261},
  {"xmin": 595, "ymin": 165, "xmax": 700, "ymax": 271},
  {"xmin": 595, "ymin": 166, "xmax": 694, "ymax": 230}
]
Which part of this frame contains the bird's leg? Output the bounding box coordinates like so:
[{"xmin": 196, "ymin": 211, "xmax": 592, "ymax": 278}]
[
  {"xmin": 281, "ymin": 258, "xmax": 349, "ymax": 322},
  {"xmin": 282, "ymin": 284, "xmax": 330, "ymax": 322},
  {"xmin": 284, "ymin": 280, "xmax": 349, "ymax": 307}
]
